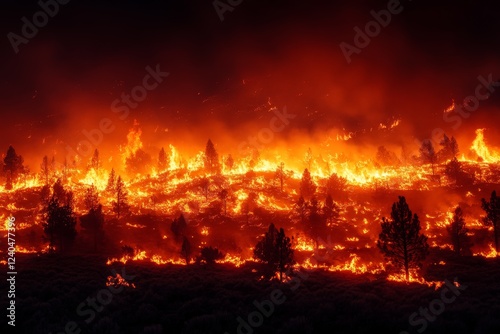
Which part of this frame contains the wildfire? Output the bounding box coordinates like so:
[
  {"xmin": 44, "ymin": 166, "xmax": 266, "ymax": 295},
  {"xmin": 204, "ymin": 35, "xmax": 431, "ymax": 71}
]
[
  {"xmin": 106, "ymin": 273, "xmax": 136, "ymax": 288},
  {"xmin": 470, "ymin": 128, "xmax": 500, "ymax": 163},
  {"xmin": 387, "ymin": 269, "xmax": 444, "ymax": 289},
  {"xmin": 475, "ymin": 244, "xmax": 499, "ymax": 258}
]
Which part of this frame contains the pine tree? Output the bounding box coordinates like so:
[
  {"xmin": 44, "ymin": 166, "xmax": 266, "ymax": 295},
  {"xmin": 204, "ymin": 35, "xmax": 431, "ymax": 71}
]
[
  {"xmin": 323, "ymin": 194, "xmax": 339, "ymax": 224},
  {"xmin": 419, "ymin": 140, "xmax": 437, "ymax": 176},
  {"xmin": 447, "ymin": 206, "xmax": 471, "ymax": 256},
  {"xmin": 254, "ymin": 223, "xmax": 294, "ymax": 282},
  {"xmin": 106, "ymin": 168, "xmax": 116, "ymax": 193},
  {"xmin": 84, "ymin": 184, "xmax": 99, "ymax": 211},
  {"xmin": 112, "ymin": 176, "xmax": 130, "ymax": 219},
  {"xmin": 41, "ymin": 155, "xmax": 50, "ymax": 185},
  {"xmin": 158, "ymin": 147, "xmax": 168, "ymax": 172},
  {"xmin": 42, "ymin": 194, "xmax": 77, "ymax": 253},
  {"xmin": 481, "ymin": 190, "xmax": 500, "ymax": 253},
  {"xmin": 3, "ymin": 145, "xmax": 24, "ymax": 179},
  {"xmin": 218, "ymin": 189, "xmax": 228, "ymax": 215},
  {"xmin": 80, "ymin": 204, "xmax": 104, "ymax": 252},
  {"xmin": 170, "ymin": 213, "xmax": 187, "ymax": 241},
  {"xmin": 300, "ymin": 168, "xmax": 316, "ymax": 200},
  {"xmin": 91, "ymin": 149, "xmax": 100, "ymax": 172},
  {"xmin": 225, "ymin": 154, "xmax": 234, "ymax": 171},
  {"xmin": 275, "ymin": 162, "xmax": 286, "ymax": 192},
  {"xmin": 181, "ymin": 237, "xmax": 192, "ymax": 265},
  {"xmin": 204, "ymin": 139, "xmax": 220, "ymax": 174},
  {"xmin": 377, "ymin": 196, "xmax": 429, "ymax": 281},
  {"xmin": 307, "ymin": 197, "xmax": 326, "ymax": 250}
]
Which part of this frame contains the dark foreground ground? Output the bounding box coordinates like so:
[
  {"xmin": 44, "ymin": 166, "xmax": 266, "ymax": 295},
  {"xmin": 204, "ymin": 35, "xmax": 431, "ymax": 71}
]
[{"xmin": 1, "ymin": 254, "xmax": 499, "ymax": 334}]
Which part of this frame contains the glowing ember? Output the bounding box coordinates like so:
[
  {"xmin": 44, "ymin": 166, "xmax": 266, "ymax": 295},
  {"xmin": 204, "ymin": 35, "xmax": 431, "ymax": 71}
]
[{"xmin": 106, "ymin": 273, "xmax": 136, "ymax": 288}]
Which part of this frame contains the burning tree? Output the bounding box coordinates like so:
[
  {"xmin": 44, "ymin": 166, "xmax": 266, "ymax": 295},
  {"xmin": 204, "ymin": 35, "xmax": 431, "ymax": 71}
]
[
  {"xmin": 106, "ymin": 168, "xmax": 116, "ymax": 193},
  {"xmin": 242, "ymin": 192, "xmax": 258, "ymax": 223},
  {"xmin": 90, "ymin": 149, "xmax": 100, "ymax": 172},
  {"xmin": 375, "ymin": 146, "xmax": 400, "ymax": 166},
  {"xmin": 444, "ymin": 158, "xmax": 473, "ymax": 187},
  {"xmin": 40, "ymin": 155, "xmax": 50, "ymax": 185},
  {"xmin": 225, "ymin": 154, "xmax": 234, "ymax": 171},
  {"xmin": 481, "ymin": 190, "xmax": 500, "ymax": 253},
  {"xmin": 377, "ymin": 196, "xmax": 429, "ymax": 281},
  {"xmin": 275, "ymin": 162, "xmax": 286, "ymax": 192},
  {"xmin": 300, "ymin": 168, "xmax": 316, "ymax": 200},
  {"xmin": 112, "ymin": 176, "xmax": 130, "ymax": 219},
  {"xmin": 447, "ymin": 206, "xmax": 471, "ymax": 256},
  {"xmin": 204, "ymin": 139, "xmax": 220, "ymax": 174},
  {"xmin": 254, "ymin": 223, "xmax": 294, "ymax": 282},
  {"xmin": 158, "ymin": 147, "xmax": 169, "ymax": 172}
]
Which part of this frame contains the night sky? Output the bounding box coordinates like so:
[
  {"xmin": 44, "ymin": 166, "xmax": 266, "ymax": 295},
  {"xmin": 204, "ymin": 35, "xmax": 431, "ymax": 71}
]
[{"xmin": 1, "ymin": 0, "xmax": 499, "ymax": 165}]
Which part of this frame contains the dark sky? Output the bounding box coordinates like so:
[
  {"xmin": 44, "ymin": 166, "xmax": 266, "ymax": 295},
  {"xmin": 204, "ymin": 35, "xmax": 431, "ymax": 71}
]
[{"xmin": 1, "ymin": 0, "xmax": 500, "ymax": 165}]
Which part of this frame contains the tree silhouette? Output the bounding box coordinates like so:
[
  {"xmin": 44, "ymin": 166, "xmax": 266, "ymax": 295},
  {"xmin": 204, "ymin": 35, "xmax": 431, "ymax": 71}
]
[
  {"xmin": 42, "ymin": 194, "xmax": 77, "ymax": 253},
  {"xmin": 91, "ymin": 149, "xmax": 100, "ymax": 172},
  {"xmin": 275, "ymin": 162, "xmax": 286, "ymax": 192},
  {"xmin": 5, "ymin": 171, "xmax": 13, "ymax": 190},
  {"xmin": 481, "ymin": 190, "xmax": 500, "ymax": 253},
  {"xmin": 200, "ymin": 177, "xmax": 210, "ymax": 200},
  {"xmin": 170, "ymin": 214, "xmax": 187, "ymax": 241},
  {"xmin": 112, "ymin": 176, "xmax": 130, "ymax": 219},
  {"xmin": 181, "ymin": 237, "xmax": 192, "ymax": 265},
  {"xmin": 444, "ymin": 158, "xmax": 473, "ymax": 187},
  {"xmin": 204, "ymin": 139, "xmax": 220, "ymax": 174},
  {"xmin": 106, "ymin": 168, "xmax": 116, "ymax": 193},
  {"xmin": 295, "ymin": 196, "xmax": 306, "ymax": 224},
  {"xmin": 80, "ymin": 204, "xmax": 104, "ymax": 252},
  {"xmin": 41, "ymin": 155, "xmax": 50, "ymax": 185},
  {"xmin": 447, "ymin": 206, "xmax": 471, "ymax": 256},
  {"xmin": 225, "ymin": 154, "xmax": 234, "ymax": 172},
  {"xmin": 307, "ymin": 197, "xmax": 326, "ymax": 250},
  {"xmin": 438, "ymin": 134, "xmax": 459, "ymax": 162},
  {"xmin": 300, "ymin": 168, "xmax": 316, "ymax": 200},
  {"xmin": 3, "ymin": 145, "xmax": 24, "ymax": 180},
  {"xmin": 197, "ymin": 246, "xmax": 224, "ymax": 265},
  {"xmin": 218, "ymin": 189, "xmax": 228, "ymax": 215},
  {"xmin": 325, "ymin": 173, "xmax": 347, "ymax": 197},
  {"xmin": 158, "ymin": 147, "xmax": 168, "ymax": 172},
  {"xmin": 254, "ymin": 223, "xmax": 294, "ymax": 282},
  {"xmin": 376, "ymin": 146, "xmax": 400, "ymax": 166},
  {"xmin": 84, "ymin": 185, "xmax": 99, "ymax": 211},
  {"xmin": 126, "ymin": 149, "xmax": 152, "ymax": 175},
  {"xmin": 304, "ymin": 147, "xmax": 313, "ymax": 170},
  {"xmin": 377, "ymin": 196, "xmax": 429, "ymax": 281},
  {"xmin": 419, "ymin": 140, "xmax": 438, "ymax": 176},
  {"xmin": 323, "ymin": 194, "xmax": 339, "ymax": 224},
  {"xmin": 242, "ymin": 192, "xmax": 258, "ymax": 223}
]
